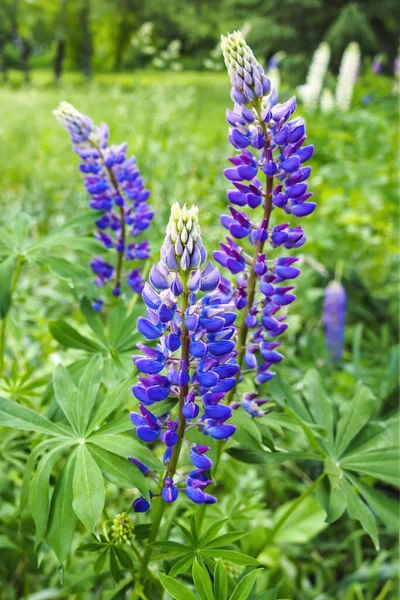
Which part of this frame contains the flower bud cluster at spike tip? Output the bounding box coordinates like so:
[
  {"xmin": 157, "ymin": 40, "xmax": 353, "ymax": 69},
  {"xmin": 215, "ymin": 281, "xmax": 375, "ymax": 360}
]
[
  {"xmin": 54, "ymin": 101, "xmax": 153, "ymax": 309},
  {"xmin": 221, "ymin": 31, "xmax": 271, "ymax": 104},
  {"xmin": 130, "ymin": 203, "xmax": 236, "ymax": 510},
  {"xmin": 215, "ymin": 31, "xmax": 315, "ymax": 392},
  {"xmin": 323, "ymin": 281, "xmax": 346, "ymax": 361}
]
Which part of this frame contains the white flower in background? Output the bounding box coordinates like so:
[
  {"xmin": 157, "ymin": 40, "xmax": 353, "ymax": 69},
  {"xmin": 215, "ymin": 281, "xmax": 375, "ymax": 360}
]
[
  {"xmin": 335, "ymin": 42, "xmax": 361, "ymax": 111},
  {"xmin": 203, "ymin": 42, "xmax": 223, "ymax": 71},
  {"xmin": 320, "ymin": 88, "xmax": 335, "ymax": 113},
  {"xmin": 153, "ymin": 39, "xmax": 183, "ymax": 70},
  {"xmin": 297, "ymin": 42, "xmax": 331, "ymax": 110}
]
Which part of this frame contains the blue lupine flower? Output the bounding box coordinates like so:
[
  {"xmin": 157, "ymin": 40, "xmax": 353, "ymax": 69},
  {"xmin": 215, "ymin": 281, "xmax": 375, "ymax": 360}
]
[
  {"xmin": 54, "ymin": 102, "xmax": 153, "ymax": 308},
  {"xmin": 323, "ymin": 281, "xmax": 346, "ymax": 361},
  {"xmin": 130, "ymin": 203, "xmax": 236, "ymax": 506},
  {"xmin": 215, "ymin": 32, "xmax": 315, "ymax": 392}
]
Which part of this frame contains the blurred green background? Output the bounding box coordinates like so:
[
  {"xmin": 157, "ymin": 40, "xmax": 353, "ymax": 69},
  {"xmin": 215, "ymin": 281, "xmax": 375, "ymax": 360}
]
[{"xmin": 0, "ymin": 1, "xmax": 399, "ymax": 598}]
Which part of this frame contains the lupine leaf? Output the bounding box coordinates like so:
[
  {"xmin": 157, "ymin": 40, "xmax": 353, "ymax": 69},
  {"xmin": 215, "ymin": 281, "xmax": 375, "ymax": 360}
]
[
  {"xmin": 271, "ymin": 498, "xmax": 327, "ymax": 544},
  {"xmin": 346, "ymin": 474, "xmax": 399, "ymax": 532},
  {"xmin": 102, "ymin": 577, "xmax": 134, "ymax": 600},
  {"xmin": 0, "ymin": 396, "xmax": 69, "ymax": 437},
  {"xmin": 47, "ymin": 452, "xmax": 78, "ymax": 563},
  {"xmin": 20, "ymin": 438, "xmax": 62, "ymax": 511},
  {"xmin": 193, "ymin": 558, "xmax": 215, "ymax": 600},
  {"xmin": 335, "ymin": 382, "xmax": 376, "ymax": 458},
  {"xmin": 53, "ymin": 364, "xmax": 79, "ymax": 433},
  {"xmin": 203, "ymin": 531, "xmax": 248, "ymax": 549},
  {"xmin": 151, "ymin": 541, "xmax": 190, "ymax": 555},
  {"xmin": 199, "ymin": 518, "xmax": 230, "ymax": 546},
  {"xmin": 302, "ymin": 369, "xmax": 334, "ymax": 453},
  {"xmin": 72, "ymin": 445, "xmax": 105, "ymax": 534},
  {"xmin": 229, "ymin": 568, "xmax": 263, "ymax": 600},
  {"xmin": 41, "ymin": 256, "xmax": 91, "ymax": 284},
  {"xmin": 158, "ymin": 573, "xmax": 198, "ymax": 600},
  {"xmin": 87, "ymin": 376, "xmax": 135, "ymax": 433},
  {"xmin": 88, "ymin": 433, "xmax": 164, "ymax": 471},
  {"xmin": 87, "ymin": 444, "xmax": 149, "ymax": 498},
  {"xmin": 49, "ymin": 320, "xmax": 104, "ymax": 353},
  {"xmin": 214, "ymin": 560, "xmax": 228, "ymax": 600},
  {"xmin": 203, "ymin": 549, "xmax": 260, "ymax": 566},
  {"xmin": 340, "ymin": 447, "xmax": 399, "ymax": 486},
  {"xmin": 92, "ymin": 413, "xmax": 133, "ymax": 436},
  {"xmin": 230, "ymin": 409, "xmax": 262, "ymax": 449},
  {"xmin": 80, "ymin": 298, "xmax": 109, "ymax": 347},
  {"xmin": 342, "ymin": 478, "xmax": 379, "ymax": 550},
  {"xmin": 226, "ymin": 447, "xmax": 321, "ymax": 464},
  {"xmin": 76, "ymin": 354, "xmax": 103, "ymax": 435},
  {"xmin": 0, "ymin": 254, "xmax": 16, "ymax": 319},
  {"xmin": 168, "ymin": 553, "xmax": 195, "ymax": 577},
  {"xmin": 29, "ymin": 441, "xmax": 74, "ymax": 545}
]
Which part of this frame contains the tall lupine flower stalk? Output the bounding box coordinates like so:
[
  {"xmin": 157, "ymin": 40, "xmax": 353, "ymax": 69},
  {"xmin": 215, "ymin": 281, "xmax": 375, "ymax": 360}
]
[
  {"xmin": 217, "ymin": 31, "xmax": 315, "ymax": 409},
  {"xmin": 320, "ymin": 88, "xmax": 335, "ymax": 113},
  {"xmin": 129, "ymin": 203, "xmax": 237, "ymax": 515},
  {"xmin": 323, "ymin": 281, "xmax": 346, "ymax": 361},
  {"xmin": 297, "ymin": 42, "xmax": 331, "ymax": 110},
  {"xmin": 54, "ymin": 102, "xmax": 153, "ymax": 309},
  {"xmin": 335, "ymin": 42, "xmax": 361, "ymax": 112}
]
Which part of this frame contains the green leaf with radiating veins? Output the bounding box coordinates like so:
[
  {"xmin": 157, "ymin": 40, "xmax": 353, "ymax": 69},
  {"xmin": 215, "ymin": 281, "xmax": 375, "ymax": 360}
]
[{"xmin": 72, "ymin": 444, "xmax": 105, "ymax": 534}]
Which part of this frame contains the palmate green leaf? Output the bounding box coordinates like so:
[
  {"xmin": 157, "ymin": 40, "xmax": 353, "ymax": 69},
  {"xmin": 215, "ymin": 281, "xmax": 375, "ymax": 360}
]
[
  {"xmin": 72, "ymin": 445, "xmax": 105, "ymax": 534},
  {"xmin": 203, "ymin": 549, "xmax": 260, "ymax": 566},
  {"xmin": 92, "ymin": 412, "xmax": 132, "ymax": 435},
  {"xmin": 199, "ymin": 518, "xmax": 230, "ymax": 547},
  {"xmin": 169, "ymin": 554, "xmax": 195, "ymax": 577},
  {"xmin": 47, "ymin": 452, "xmax": 78, "ymax": 564},
  {"xmin": 151, "ymin": 541, "xmax": 190, "ymax": 556},
  {"xmin": 229, "ymin": 568, "xmax": 263, "ymax": 600},
  {"xmin": 28, "ymin": 212, "xmax": 96, "ymax": 254},
  {"xmin": 193, "ymin": 558, "xmax": 215, "ymax": 600},
  {"xmin": 76, "ymin": 354, "xmax": 103, "ymax": 435},
  {"xmin": 302, "ymin": 369, "xmax": 334, "ymax": 453},
  {"xmin": 29, "ymin": 441, "xmax": 75, "ymax": 546},
  {"xmin": 347, "ymin": 474, "xmax": 399, "ymax": 532},
  {"xmin": 159, "ymin": 573, "xmax": 198, "ymax": 600},
  {"xmin": 341, "ymin": 478, "xmax": 379, "ymax": 550},
  {"xmin": 53, "ymin": 364, "xmax": 79, "ymax": 433},
  {"xmin": 0, "ymin": 396, "xmax": 69, "ymax": 437},
  {"xmin": 341, "ymin": 447, "xmax": 399, "ymax": 487},
  {"xmin": 88, "ymin": 433, "xmax": 164, "ymax": 471},
  {"xmin": 226, "ymin": 447, "xmax": 321, "ymax": 465},
  {"xmin": 20, "ymin": 438, "xmax": 63, "ymax": 512},
  {"xmin": 49, "ymin": 320, "xmax": 105, "ymax": 353},
  {"xmin": 87, "ymin": 376, "xmax": 136, "ymax": 433},
  {"xmin": 214, "ymin": 560, "xmax": 228, "ymax": 600},
  {"xmin": 80, "ymin": 298, "xmax": 109, "ymax": 347},
  {"xmin": 87, "ymin": 444, "xmax": 149, "ymax": 499},
  {"xmin": 40, "ymin": 256, "xmax": 91, "ymax": 284},
  {"xmin": 268, "ymin": 372, "xmax": 313, "ymax": 424},
  {"xmin": 204, "ymin": 532, "xmax": 248, "ymax": 549},
  {"xmin": 0, "ymin": 254, "xmax": 16, "ymax": 319},
  {"xmin": 230, "ymin": 409, "xmax": 262, "ymax": 449},
  {"xmin": 335, "ymin": 382, "xmax": 376, "ymax": 459}
]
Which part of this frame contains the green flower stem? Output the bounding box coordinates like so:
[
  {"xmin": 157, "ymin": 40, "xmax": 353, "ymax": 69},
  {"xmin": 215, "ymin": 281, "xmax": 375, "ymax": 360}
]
[
  {"xmin": 139, "ymin": 276, "xmax": 190, "ymax": 579},
  {"xmin": 264, "ymin": 473, "xmax": 326, "ymax": 544},
  {"xmin": 226, "ymin": 99, "xmax": 273, "ymax": 404},
  {"xmin": 0, "ymin": 255, "xmax": 23, "ymax": 378}
]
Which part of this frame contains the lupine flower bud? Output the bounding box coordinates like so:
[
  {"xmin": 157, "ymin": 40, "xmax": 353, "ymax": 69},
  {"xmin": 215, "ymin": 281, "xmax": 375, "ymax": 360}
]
[
  {"xmin": 221, "ymin": 31, "xmax": 271, "ymax": 104},
  {"xmin": 323, "ymin": 281, "xmax": 346, "ymax": 361},
  {"xmin": 162, "ymin": 203, "xmax": 206, "ymax": 271},
  {"xmin": 110, "ymin": 512, "xmax": 134, "ymax": 543}
]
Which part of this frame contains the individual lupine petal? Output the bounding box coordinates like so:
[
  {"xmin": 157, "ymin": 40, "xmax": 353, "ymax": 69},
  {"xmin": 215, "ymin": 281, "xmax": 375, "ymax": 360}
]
[
  {"xmin": 134, "ymin": 357, "xmax": 166, "ymax": 374},
  {"xmin": 130, "ymin": 412, "xmax": 146, "ymax": 427},
  {"xmin": 136, "ymin": 426, "xmax": 160, "ymax": 442},
  {"xmin": 162, "ymin": 480, "xmax": 179, "ymax": 503},
  {"xmin": 92, "ymin": 298, "xmax": 103, "ymax": 312},
  {"xmin": 206, "ymin": 421, "xmax": 236, "ymax": 439},
  {"xmin": 137, "ymin": 317, "xmax": 164, "ymax": 340},
  {"xmin": 290, "ymin": 202, "xmax": 316, "ymax": 217},
  {"xmin": 165, "ymin": 333, "xmax": 181, "ymax": 352},
  {"xmin": 244, "ymin": 346, "xmax": 258, "ymax": 369},
  {"xmin": 183, "ymin": 399, "xmax": 199, "ymax": 420},
  {"xmin": 128, "ymin": 457, "xmax": 149, "ymax": 475},
  {"xmin": 275, "ymin": 265, "xmax": 301, "ymax": 280},
  {"xmin": 200, "ymin": 261, "xmax": 220, "ymax": 292},
  {"xmin": 161, "ymin": 429, "xmax": 179, "ymax": 447},
  {"xmin": 203, "ymin": 404, "xmax": 232, "ymax": 420},
  {"xmin": 297, "ymin": 145, "xmax": 314, "ymax": 163},
  {"xmin": 190, "ymin": 445, "xmax": 212, "ymax": 469},
  {"xmin": 142, "ymin": 283, "xmax": 161, "ymax": 310},
  {"xmin": 158, "ymin": 303, "xmax": 175, "ymax": 323},
  {"xmin": 133, "ymin": 497, "xmax": 151, "ymax": 512},
  {"xmin": 149, "ymin": 265, "xmax": 169, "ymax": 291},
  {"xmin": 170, "ymin": 274, "xmax": 183, "ymax": 297},
  {"xmin": 208, "ymin": 341, "xmax": 235, "ymax": 357}
]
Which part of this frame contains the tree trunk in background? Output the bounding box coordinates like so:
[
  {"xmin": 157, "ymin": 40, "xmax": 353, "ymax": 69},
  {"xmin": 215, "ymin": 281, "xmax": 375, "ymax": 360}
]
[
  {"xmin": 80, "ymin": 0, "xmax": 92, "ymax": 81},
  {"xmin": 0, "ymin": 39, "xmax": 8, "ymax": 83},
  {"xmin": 54, "ymin": 0, "xmax": 68, "ymax": 83},
  {"xmin": 21, "ymin": 39, "xmax": 31, "ymax": 84}
]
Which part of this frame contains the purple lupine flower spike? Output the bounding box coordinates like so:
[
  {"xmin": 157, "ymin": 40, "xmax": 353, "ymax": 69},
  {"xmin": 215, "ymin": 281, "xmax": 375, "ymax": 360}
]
[
  {"xmin": 323, "ymin": 281, "xmax": 346, "ymax": 361},
  {"xmin": 130, "ymin": 203, "xmax": 236, "ymax": 507},
  {"xmin": 217, "ymin": 31, "xmax": 315, "ymax": 408},
  {"xmin": 54, "ymin": 102, "xmax": 153, "ymax": 309}
]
